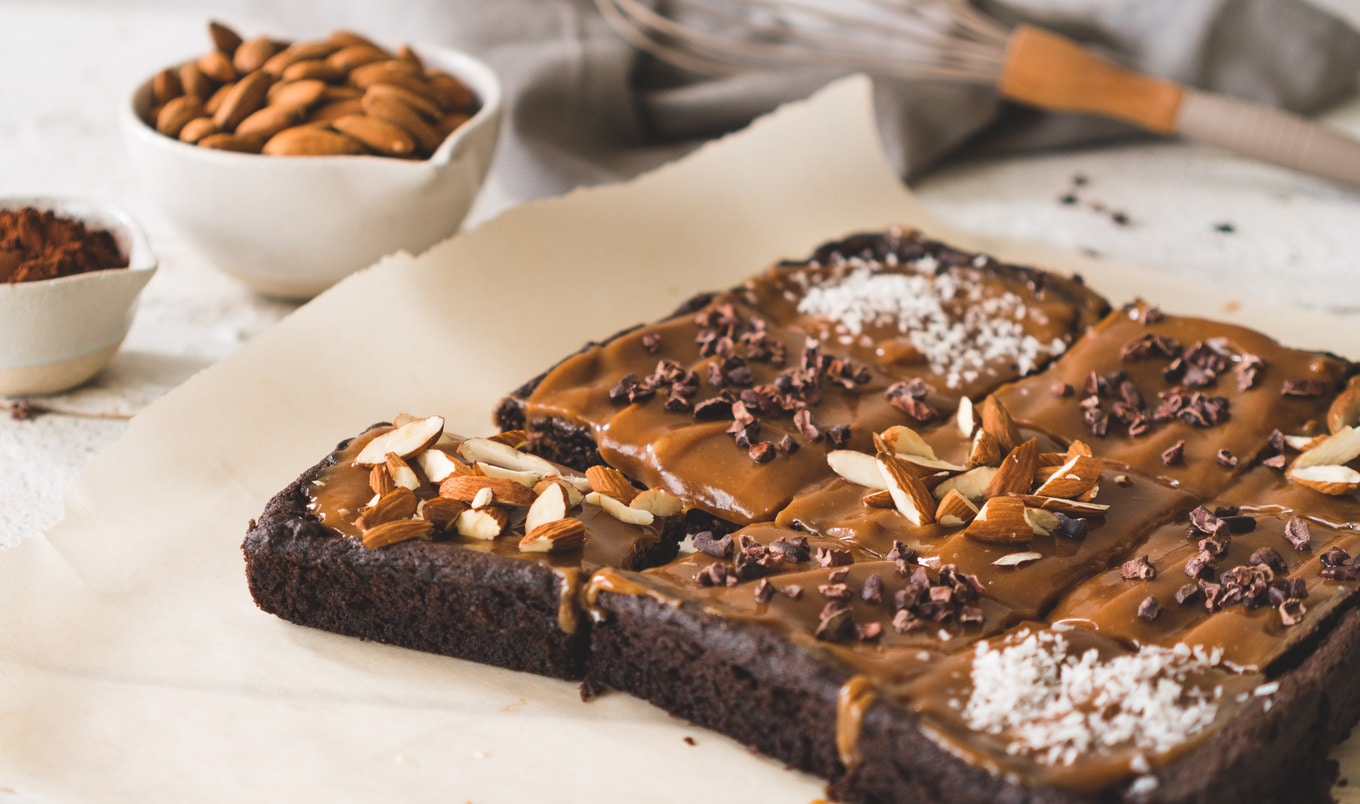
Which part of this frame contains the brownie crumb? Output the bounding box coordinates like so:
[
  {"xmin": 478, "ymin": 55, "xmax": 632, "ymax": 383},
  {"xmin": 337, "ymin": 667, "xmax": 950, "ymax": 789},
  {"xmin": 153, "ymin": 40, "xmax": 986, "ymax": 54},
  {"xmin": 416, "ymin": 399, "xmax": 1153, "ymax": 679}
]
[{"xmin": 1137, "ymin": 595, "xmax": 1162, "ymax": 621}]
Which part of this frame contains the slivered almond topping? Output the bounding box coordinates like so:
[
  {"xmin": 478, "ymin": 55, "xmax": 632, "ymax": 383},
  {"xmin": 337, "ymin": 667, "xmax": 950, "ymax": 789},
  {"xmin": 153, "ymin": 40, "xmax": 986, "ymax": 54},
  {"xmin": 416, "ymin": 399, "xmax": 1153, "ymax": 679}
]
[
  {"xmin": 829, "ymin": 449, "xmax": 891, "ymax": 489},
  {"xmin": 454, "ymin": 506, "xmax": 508, "ymax": 539},
  {"xmin": 439, "ymin": 475, "xmax": 536, "ymax": 507},
  {"xmin": 361, "ymin": 519, "xmax": 434, "ymax": 549},
  {"xmin": 968, "ymin": 429, "xmax": 1002, "ymax": 468},
  {"xmin": 984, "ymin": 438, "xmax": 1040, "ymax": 499},
  {"xmin": 1293, "ymin": 426, "xmax": 1360, "ymax": 470},
  {"xmin": 459, "ymin": 437, "xmax": 559, "ymax": 478},
  {"xmin": 385, "ymin": 452, "xmax": 421, "ymax": 490},
  {"xmin": 477, "ymin": 462, "xmax": 539, "ymax": 487},
  {"xmin": 631, "ymin": 488, "xmax": 683, "ymax": 517},
  {"xmin": 1033, "ymin": 454, "xmax": 1103, "ymax": 499},
  {"xmin": 588, "ymin": 491, "xmax": 655, "ymax": 525},
  {"xmin": 878, "ymin": 425, "xmax": 937, "ymax": 460},
  {"xmin": 1010, "ymin": 493, "xmax": 1111, "ymax": 516},
  {"xmin": 415, "ymin": 448, "xmax": 470, "ymax": 484},
  {"xmin": 917, "ymin": 471, "xmax": 954, "ymax": 491},
  {"xmin": 525, "ymin": 481, "xmax": 570, "ymax": 533},
  {"xmin": 993, "ymin": 551, "xmax": 1043, "ymax": 567},
  {"xmin": 933, "ymin": 466, "xmax": 998, "ymax": 503},
  {"xmin": 1066, "ymin": 440, "xmax": 1093, "ymax": 459},
  {"xmin": 957, "ymin": 396, "xmax": 977, "ymax": 439},
  {"xmin": 534, "ymin": 476, "xmax": 584, "ymax": 507},
  {"xmin": 1024, "ymin": 507, "xmax": 1061, "ymax": 536},
  {"xmin": 419, "ymin": 496, "xmax": 468, "ymax": 530},
  {"xmin": 1284, "ymin": 434, "xmax": 1327, "ymax": 452},
  {"xmin": 981, "ymin": 396, "xmax": 1021, "ymax": 454},
  {"xmin": 391, "ymin": 413, "xmax": 420, "ymax": 427},
  {"xmin": 519, "ymin": 517, "xmax": 586, "ymax": 553},
  {"xmin": 863, "ymin": 489, "xmax": 895, "ymax": 508},
  {"xmin": 877, "ymin": 452, "xmax": 936, "ymax": 527},
  {"xmin": 586, "ymin": 465, "xmax": 640, "ymax": 504},
  {"xmin": 369, "ymin": 464, "xmax": 394, "ymax": 496},
  {"xmin": 1289, "ymin": 464, "xmax": 1360, "ymax": 496},
  {"xmin": 470, "ymin": 486, "xmax": 494, "ymax": 509},
  {"xmin": 354, "ymin": 415, "xmax": 445, "ymax": 465},
  {"xmin": 897, "ymin": 454, "xmax": 967, "ymax": 473},
  {"xmin": 936, "ymin": 489, "xmax": 979, "ymax": 528},
  {"xmin": 488, "ymin": 429, "xmax": 529, "ymax": 448},
  {"xmin": 356, "ymin": 487, "xmax": 418, "ymax": 529},
  {"xmin": 964, "ymin": 496, "xmax": 1032, "ymax": 544}
]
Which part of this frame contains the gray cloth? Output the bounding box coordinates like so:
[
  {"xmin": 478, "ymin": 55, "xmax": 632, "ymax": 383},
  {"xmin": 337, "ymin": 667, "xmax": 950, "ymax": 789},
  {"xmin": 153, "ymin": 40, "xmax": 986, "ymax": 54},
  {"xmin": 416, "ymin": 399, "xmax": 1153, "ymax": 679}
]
[{"xmin": 264, "ymin": 0, "xmax": 1360, "ymax": 198}]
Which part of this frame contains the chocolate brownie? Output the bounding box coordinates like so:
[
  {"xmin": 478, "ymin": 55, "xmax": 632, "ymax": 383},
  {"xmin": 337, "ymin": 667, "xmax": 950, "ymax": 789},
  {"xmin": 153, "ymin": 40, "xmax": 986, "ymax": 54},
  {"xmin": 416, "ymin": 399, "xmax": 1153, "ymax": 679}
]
[{"xmin": 243, "ymin": 418, "xmax": 685, "ymax": 680}]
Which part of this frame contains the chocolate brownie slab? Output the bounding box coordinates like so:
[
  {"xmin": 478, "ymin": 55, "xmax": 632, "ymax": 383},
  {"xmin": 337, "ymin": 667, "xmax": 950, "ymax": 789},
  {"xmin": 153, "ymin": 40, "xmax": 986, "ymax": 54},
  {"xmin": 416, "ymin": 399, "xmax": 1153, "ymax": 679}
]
[{"xmin": 244, "ymin": 417, "xmax": 684, "ymax": 680}]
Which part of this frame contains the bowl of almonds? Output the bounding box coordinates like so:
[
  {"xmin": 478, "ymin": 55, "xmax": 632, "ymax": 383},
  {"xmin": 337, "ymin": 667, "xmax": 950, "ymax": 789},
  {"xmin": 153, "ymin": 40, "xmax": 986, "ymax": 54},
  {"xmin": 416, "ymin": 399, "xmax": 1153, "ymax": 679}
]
[{"xmin": 122, "ymin": 23, "xmax": 501, "ymax": 299}]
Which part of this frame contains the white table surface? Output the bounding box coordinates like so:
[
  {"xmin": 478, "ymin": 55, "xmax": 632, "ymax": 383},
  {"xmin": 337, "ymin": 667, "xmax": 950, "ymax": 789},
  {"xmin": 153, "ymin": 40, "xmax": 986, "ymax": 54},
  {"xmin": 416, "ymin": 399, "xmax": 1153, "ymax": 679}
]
[{"xmin": 2, "ymin": 0, "xmax": 1359, "ymax": 549}]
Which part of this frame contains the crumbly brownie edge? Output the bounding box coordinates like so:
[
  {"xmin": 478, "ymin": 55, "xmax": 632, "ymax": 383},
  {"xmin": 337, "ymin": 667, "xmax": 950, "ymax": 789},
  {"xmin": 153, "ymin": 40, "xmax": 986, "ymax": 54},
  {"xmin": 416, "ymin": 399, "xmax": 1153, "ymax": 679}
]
[
  {"xmin": 242, "ymin": 437, "xmax": 587, "ymax": 680},
  {"xmin": 585, "ymin": 590, "xmax": 853, "ymax": 782}
]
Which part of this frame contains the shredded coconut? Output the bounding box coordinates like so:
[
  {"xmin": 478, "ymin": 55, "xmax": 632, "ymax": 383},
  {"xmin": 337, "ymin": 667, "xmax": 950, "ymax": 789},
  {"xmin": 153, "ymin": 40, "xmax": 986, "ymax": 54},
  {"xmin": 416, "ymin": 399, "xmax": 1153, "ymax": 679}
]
[
  {"xmin": 962, "ymin": 630, "xmax": 1225, "ymax": 767},
  {"xmin": 794, "ymin": 258, "xmax": 1065, "ymax": 388}
]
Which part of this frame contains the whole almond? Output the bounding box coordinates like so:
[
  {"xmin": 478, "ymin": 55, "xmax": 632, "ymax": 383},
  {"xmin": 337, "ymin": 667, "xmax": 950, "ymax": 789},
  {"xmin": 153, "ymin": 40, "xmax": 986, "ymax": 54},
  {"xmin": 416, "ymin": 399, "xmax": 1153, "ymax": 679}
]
[
  {"xmin": 282, "ymin": 59, "xmax": 346, "ymax": 83},
  {"xmin": 236, "ymin": 104, "xmax": 304, "ymax": 139},
  {"xmin": 365, "ymin": 83, "xmax": 441, "ymax": 121},
  {"xmin": 327, "ymin": 30, "xmax": 386, "ymax": 51},
  {"xmin": 233, "ymin": 36, "xmax": 278, "ymax": 73},
  {"xmin": 156, "ymin": 95, "xmax": 205, "ymax": 137},
  {"xmin": 439, "ymin": 475, "xmax": 537, "ymax": 507},
  {"xmin": 328, "ymin": 44, "xmax": 391, "ymax": 73},
  {"xmin": 396, "ymin": 44, "xmax": 424, "ymax": 71},
  {"xmin": 204, "ymin": 82, "xmax": 234, "ymax": 115},
  {"xmin": 197, "ymin": 50, "xmax": 237, "ymax": 83},
  {"xmin": 197, "ymin": 133, "xmax": 264, "ymax": 153},
  {"xmin": 428, "ymin": 71, "xmax": 478, "ymax": 112},
  {"xmin": 362, "ymin": 91, "xmax": 442, "ymax": 152},
  {"xmin": 178, "ymin": 117, "xmax": 218, "ymax": 144},
  {"xmin": 432, "ymin": 113, "xmax": 471, "ymax": 143},
  {"xmin": 268, "ymin": 78, "xmax": 328, "ymax": 110},
  {"xmin": 310, "ymin": 98, "xmax": 365, "ymax": 122},
  {"xmin": 262, "ymin": 41, "xmax": 339, "ymax": 76},
  {"xmin": 420, "ymin": 496, "xmax": 469, "ymax": 531},
  {"xmin": 213, "ymin": 70, "xmax": 272, "ymax": 131},
  {"xmin": 152, "ymin": 68, "xmax": 183, "ymax": 105},
  {"xmin": 331, "ymin": 114, "xmax": 416, "ymax": 157},
  {"xmin": 209, "ymin": 21, "xmax": 243, "ymax": 55},
  {"xmin": 358, "ymin": 487, "xmax": 419, "ymax": 528},
  {"xmin": 179, "ymin": 62, "xmax": 213, "ymax": 100},
  {"xmin": 321, "ymin": 84, "xmax": 364, "ymax": 102},
  {"xmin": 349, "ymin": 59, "xmax": 422, "ymax": 89}
]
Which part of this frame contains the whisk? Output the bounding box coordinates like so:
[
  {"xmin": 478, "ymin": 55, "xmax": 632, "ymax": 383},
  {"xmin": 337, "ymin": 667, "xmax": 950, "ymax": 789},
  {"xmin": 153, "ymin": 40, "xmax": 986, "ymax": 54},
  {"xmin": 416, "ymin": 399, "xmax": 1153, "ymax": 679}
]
[{"xmin": 595, "ymin": 0, "xmax": 1360, "ymax": 189}]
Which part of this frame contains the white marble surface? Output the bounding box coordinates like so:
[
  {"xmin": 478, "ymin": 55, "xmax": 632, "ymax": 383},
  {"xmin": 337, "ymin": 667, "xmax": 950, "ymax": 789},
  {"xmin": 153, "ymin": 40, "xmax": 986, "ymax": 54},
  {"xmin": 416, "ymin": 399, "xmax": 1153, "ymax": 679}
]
[{"xmin": 1, "ymin": 0, "xmax": 1359, "ymax": 547}]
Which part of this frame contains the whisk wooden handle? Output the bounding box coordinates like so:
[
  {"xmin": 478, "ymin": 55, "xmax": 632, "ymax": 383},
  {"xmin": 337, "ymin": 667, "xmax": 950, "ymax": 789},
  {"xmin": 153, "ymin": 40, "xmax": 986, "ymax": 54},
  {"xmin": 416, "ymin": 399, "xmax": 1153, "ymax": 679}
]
[{"xmin": 1001, "ymin": 25, "xmax": 1360, "ymax": 189}]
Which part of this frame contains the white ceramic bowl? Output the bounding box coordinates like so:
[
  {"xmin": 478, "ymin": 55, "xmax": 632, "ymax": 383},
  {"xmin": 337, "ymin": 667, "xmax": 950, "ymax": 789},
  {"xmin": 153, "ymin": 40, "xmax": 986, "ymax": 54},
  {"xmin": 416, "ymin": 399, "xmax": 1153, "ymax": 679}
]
[
  {"xmin": 121, "ymin": 44, "xmax": 501, "ymax": 300},
  {"xmin": 0, "ymin": 197, "xmax": 157, "ymax": 396}
]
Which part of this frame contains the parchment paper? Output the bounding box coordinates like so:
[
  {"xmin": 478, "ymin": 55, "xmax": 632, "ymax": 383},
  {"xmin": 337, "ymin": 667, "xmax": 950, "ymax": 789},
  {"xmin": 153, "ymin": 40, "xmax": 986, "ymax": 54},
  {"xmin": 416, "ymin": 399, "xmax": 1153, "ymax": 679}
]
[{"xmin": 3, "ymin": 76, "xmax": 1358, "ymax": 803}]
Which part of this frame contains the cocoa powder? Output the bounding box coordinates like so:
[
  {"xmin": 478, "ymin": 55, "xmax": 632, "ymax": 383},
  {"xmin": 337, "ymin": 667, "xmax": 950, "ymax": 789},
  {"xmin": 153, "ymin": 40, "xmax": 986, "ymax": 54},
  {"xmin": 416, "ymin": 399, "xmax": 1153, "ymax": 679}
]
[{"xmin": 0, "ymin": 208, "xmax": 127, "ymax": 284}]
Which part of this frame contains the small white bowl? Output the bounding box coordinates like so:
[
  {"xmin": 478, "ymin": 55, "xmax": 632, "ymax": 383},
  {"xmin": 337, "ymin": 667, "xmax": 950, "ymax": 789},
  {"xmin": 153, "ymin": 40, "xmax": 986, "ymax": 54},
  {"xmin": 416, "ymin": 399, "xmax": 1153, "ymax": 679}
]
[
  {"xmin": 0, "ymin": 197, "xmax": 157, "ymax": 396},
  {"xmin": 121, "ymin": 44, "xmax": 501, "ymax": 300}
]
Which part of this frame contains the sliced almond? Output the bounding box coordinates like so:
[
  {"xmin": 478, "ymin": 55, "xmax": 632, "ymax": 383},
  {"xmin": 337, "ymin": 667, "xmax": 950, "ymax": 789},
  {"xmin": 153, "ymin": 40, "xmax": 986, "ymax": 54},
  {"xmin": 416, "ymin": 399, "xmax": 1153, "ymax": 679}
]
[
  {"xmin": 968, "ymin": 429, "xmax": 1002, "ymax": 468},
  {"xmin": 354, "ymin": 416, "xmax": 445, "ymax": 465},
  {"xmin": 935, "ymin": 489, "xmax": 979, "ymax": 528},
  {"xmin": 439, "ymin": 475, "xmax": 536, "ymax": 507},
  {"xmin": 415, "ymin": 448, "xmax": 470, "ymax": 484},
  {"xmin": 1076, "ymin": 482, "xmax": 1102, "ymax": 502},
  {"xmin": 828, "ymin": 449, "xmax": 889, "ymax": 489},
  {"xmin": 1293, "ymin": 426, "xmax": 1360, "ymax": 470},
  {"xmin": 1067, "ymin": 440, "xmax": 1094, "ymax": 459},
  {"xmin": 957, "ymin": 396, "xmax": 976, "ymax": 439},
  {"xmin": 862, "ymin": 489, "xmax": 895, "ymax": 509},
  {"xmin": 585, "ymin": 465, "xmax": 640, "ymax": 504},
  {"xmin": 489, "ymin": 430, "xmax": 529, "ymax": 448},
  {"xmin": 384, "ymin": 452, "xmax": 421, "ymax": 490},
  {"xmin": 1010, "ymin": 493, "xmax": 1111, "ymax": 516},
  {"xmin": 534, "ymin": 476, "xmax": 584, "ymax": 507},
  {"xmin": 470, "ymin": 486, "xmax": 494, "ymax": 509},
  {"xmin": 1038, "ymin": 451, "xmax": 1069, "ymax": 467},
  {"xmin": 525, "ymin": 482, "xmax": 569, "ymax": 534},
  {"xmin": 519, "ymin": 518, "xmax": 586, "ymax": 553},
  {"xmin": 368, "ymin": 464, "xmax": 394, "ymax": 496},
  {"xmin": 361, "ymin": 519, "xmax": 434, "ymax": 549},
  {"xmin": 878, "ymin": 425, "xmax": 937, "ymax": 460},
  {"xmin": 993, "ymin": 551, "xmax": 1044, "ymax": 567},
  {"xmin": 357, "ymin": 487, "xmax": 418, "ymax": 529},
  {"xmin": 454, "ymin": 507, "xmax": 508, "ymax": 540},
  {"xmin": 983, "ymin": 438, "xmax": 1040, "ymax": 499},
  {"xmin": 1033, "ymin": 454, "xmax": 1103, "ymax": 499},
  {"xmin": 963, "ymin": 496, "xmax": 1032, "ymax": 544},
  {"xmin": 1024, "ymin": 507, "xmax": 1061, "ymax": 536},
  {"xmin": 458, "ymin": 437, "xmax": 558, "ymax": 479},
  {"xmin": 477, "ymin": 462, "xmax": 540, "ymax": 487},
  {"xmin": 932, "ymin": 466, "xmax": 998, "ymax": 503},
  {"xmin": 587, "ymin": 491, "xmax": 655, "ymax": 526},
  {"xmin": 631, "ymin": 488, "xmax": 683, "ymax": 518},
  {"xmin": 897, "ymin": 454, "xmax": 967, "ymax": 473},
  {"xmin": 981, "ymin": 396, "xmax": 1021, "ymax": 454},
  {"xmin": 419, "ymin": 496, "xmax": 468, "ymax": 531},
  {"xmin": 1289, "ymin": 464, "xmax": 1360, "ymax": 496},
  {"xmin": 1285, "ymin": 434, "xmax": 1328, "ymax": 452},
  {"xmin": 877, "ymin": 452, "xmax": 936, "ymax": 527},
  {"xmin": 1328, "ymin": 379, "xmax": 1360, "ymax": 434}
]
